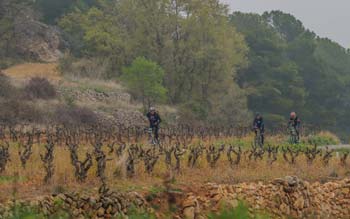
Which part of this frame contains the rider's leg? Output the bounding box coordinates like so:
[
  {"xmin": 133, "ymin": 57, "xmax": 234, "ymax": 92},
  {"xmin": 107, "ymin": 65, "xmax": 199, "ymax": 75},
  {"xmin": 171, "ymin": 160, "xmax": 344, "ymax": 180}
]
[
  {"xmin": 261, "ymin": 133, "xmax": 264, "ymax": 145},
  {"xmin": 296, "ymin": 129, "xmax": 300, "ymax": 143},
  {"xmin": 154, "ymin": 125, "xmax": 159, "ymax": 141}
]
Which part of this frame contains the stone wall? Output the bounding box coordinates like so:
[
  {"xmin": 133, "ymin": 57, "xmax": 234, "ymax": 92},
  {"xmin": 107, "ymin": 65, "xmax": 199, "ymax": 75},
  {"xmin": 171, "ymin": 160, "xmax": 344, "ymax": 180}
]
[
  {"xmin": 1, "ymin": 177, "xmax": 349, "ymax": 218},
  {"xmin": 182, "ymin": 176, "xmax": 350, "ymax": 218},
  {"xmin": 0, "ymin": 187, "xmax": 148, "ymax": 219}
]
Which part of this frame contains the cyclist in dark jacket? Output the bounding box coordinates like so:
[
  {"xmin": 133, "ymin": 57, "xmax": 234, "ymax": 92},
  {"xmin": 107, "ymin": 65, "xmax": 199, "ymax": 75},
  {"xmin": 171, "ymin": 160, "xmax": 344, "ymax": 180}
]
[
  {"xmin": 288, "ymin": 112, "xmax": 301, "ymax": 142},
  {"xmin": 146, "ymin": 107, "xmax": 161, "ymax": 141},
  {"xmin": 253, "ymin": 113, "xmax": 265, "ymax": 145}
]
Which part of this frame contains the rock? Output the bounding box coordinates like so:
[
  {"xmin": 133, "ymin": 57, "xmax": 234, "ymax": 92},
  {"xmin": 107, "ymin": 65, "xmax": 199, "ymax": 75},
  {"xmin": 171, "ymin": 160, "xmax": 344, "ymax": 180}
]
[
  {"xmin": 97, "ymin": 207, "xmax": 105, "ymax": 217},
  {"xmin": 183, "ymin": 207, "xmax": 195, "ymax": 219},
  {"xmin": 183, "ymin": 196, "xmax": 197, "ymax": 208},
  {"xmin": 279, "ymin": 203, "xmax": 290, "ymax": 214},
  {"xmin": 294, "ymin": 197, "xmax": 305, "ymax": 210}
]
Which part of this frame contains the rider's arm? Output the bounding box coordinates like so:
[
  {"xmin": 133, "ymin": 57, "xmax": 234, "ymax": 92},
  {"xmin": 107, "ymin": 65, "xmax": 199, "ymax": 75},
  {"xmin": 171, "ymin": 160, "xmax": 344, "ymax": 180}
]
[{"xmin": 252, "ymin": 119, "xmax": 257, "ymax": 129}]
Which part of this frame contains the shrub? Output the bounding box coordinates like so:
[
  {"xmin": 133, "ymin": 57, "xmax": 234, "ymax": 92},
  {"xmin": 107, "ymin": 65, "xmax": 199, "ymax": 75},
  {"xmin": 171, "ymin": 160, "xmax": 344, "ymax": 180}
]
[
  {"xmin": 0, "ymin": 99, "xmax": 43, "ymax": 125},
  {"xmin": 207, "ymin": 201, "xmax": 270, "ymax": 219},
  {"xmin": 304, "ymin": 131, "xmax": 341, "ymax": 146},
  {"xmin": 54, "ymin": 105, "xmax": 99, "ymax": 127},
  {"xmin": 24, "ymin": 77, "xmax": 57, "ymax": 100}
]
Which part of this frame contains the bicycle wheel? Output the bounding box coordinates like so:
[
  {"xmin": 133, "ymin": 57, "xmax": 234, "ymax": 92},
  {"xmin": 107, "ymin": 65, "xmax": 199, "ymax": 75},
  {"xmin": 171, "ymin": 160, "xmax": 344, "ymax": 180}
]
[{"xmin": 254, "ymin": 130, "xmax": 263, "ymax": 147}]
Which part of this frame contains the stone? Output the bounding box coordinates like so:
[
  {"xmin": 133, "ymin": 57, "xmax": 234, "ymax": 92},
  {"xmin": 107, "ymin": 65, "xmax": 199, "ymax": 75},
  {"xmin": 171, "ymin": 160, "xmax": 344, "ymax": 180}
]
[
  {"xmin": 183, "ymin": 197, "xmax": 197, "ymax": 208},
  {"xmin": 183, "ymin": 207, "xmax": 195, "ymax": 219},
  {"xmin": 280, "ymin": 203, "xmax": 290, "ymax": 215},
  {"xmin": 294, "ymin": 197, "xmax": 305, "ymax": 210},
  {"xmin": 97, "ymin": 207, "xmax": 105, "ymax": 217}
]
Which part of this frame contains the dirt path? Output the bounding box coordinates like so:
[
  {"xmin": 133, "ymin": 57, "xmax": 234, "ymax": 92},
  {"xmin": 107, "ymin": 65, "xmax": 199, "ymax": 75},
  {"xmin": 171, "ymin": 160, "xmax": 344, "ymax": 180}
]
[{"xmin": 319, "ymin": 145, "xmax": 350, "ymax": 150}]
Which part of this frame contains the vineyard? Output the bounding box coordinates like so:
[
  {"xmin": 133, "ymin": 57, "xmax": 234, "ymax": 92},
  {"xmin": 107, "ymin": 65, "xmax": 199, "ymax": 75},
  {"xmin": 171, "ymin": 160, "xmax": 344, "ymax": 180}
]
[{"xmin": 0, "ymin": 124, "xmax": 349, "ymax": 218}]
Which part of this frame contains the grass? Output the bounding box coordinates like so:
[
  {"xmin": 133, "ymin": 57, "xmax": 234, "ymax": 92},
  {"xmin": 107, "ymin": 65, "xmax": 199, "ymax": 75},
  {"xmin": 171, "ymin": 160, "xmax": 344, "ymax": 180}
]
[
  {"xmin": 0, "ymin": 135, "xmax": 348, "ymax": 202},
  {"xmin": 0, "ymin": 175, "xmax": 27, "ymax": 184},
  {"xmin": 302, "ymin": 131, "xmax": 341, "ymax": 146},
  {"xmin": 5, "ymin": 203, "xmax": 71, "ymax": 219},
  {"xmin": 207, "ymin": 201, "xmax": 271, "ymax": 219},
  {"xmin": 3, "ymin": 63, "xmax": 61, "ymax": 82}
]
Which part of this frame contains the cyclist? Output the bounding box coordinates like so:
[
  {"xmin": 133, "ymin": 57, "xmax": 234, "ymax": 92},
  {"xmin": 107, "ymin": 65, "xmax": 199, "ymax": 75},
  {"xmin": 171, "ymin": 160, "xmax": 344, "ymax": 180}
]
[
  {"xmin": 146, "ymin": 107, "xmax": 162, "ymax": 143},
  {"xmin": 288, "ymin": 112, "xmax": 301, "ymax": 143},
  {"xmin": 252, "ymin": 113, "xmax": 265, "ymax": 146}
]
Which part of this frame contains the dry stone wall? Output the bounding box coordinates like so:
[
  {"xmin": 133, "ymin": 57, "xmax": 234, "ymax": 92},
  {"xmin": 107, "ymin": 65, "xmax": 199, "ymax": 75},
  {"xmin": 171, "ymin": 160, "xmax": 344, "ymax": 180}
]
[
  {"xmin": 182, "ymin": 176, "xmax": 350, "ymax": 219},
  {"xmin": 1, "ymin": 177, "xmax": 350, "ymax": 218},
  {"xmin": 0, "ymin": 189, "xmax": 148, "ymax": 219}
]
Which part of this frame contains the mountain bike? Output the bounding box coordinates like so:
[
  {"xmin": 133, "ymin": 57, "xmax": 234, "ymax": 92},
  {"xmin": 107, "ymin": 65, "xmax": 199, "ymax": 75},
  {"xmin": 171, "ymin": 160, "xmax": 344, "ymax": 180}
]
[
  {"xmin": 254, "ymin": 128, "xmax": 264, "ymax": 148},
  {"xmin": 146, "ymin": 127, "xmax": 159, "ymax": 146},
  {"xmin": 288, "ymin": 125, "xmax": 299, "ymax": 144}
]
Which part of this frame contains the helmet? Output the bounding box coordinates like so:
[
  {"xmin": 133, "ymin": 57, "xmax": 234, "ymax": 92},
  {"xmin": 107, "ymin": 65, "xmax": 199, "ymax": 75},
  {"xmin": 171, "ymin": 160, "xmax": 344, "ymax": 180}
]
[{"xmin": 149, "ymin": 107, "xmax": 156, "ymax": 112}]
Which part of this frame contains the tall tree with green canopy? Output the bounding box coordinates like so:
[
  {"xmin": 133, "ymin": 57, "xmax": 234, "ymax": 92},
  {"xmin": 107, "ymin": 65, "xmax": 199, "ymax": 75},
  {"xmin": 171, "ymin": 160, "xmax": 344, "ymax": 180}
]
[
  {"xmin": 230, "ymin": 12, "xmax": 306, "ymax": 125},
  {"xmin": 34, "ymin": 0, "xmax": 100, "ymax": 24},
  {"xmin": 59, "ymin": 0, "xmax": 250, "ymax": 126}
]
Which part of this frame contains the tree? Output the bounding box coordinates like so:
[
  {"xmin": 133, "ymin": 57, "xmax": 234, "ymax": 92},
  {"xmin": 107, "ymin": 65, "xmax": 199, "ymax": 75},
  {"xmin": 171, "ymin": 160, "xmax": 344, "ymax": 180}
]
[
  {"xmin": 121, "ymin": 57, "xmax": 167, "ymax": 108},
  {"xmin": 59, "ymin": 0, "xmax": 249, "ymax": 126},
  {"xmin": 230, "ymin": 12, "xmax": 306, "ymax": 126}
]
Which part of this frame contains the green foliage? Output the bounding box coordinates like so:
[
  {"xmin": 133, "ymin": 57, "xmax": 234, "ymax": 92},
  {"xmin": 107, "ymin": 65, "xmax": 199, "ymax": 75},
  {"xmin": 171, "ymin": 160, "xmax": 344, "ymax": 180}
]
[
  {"xmin": 7, "ymin": 204, "xmax": 71, "ymax": 219},
  {"xmin": 231, "ymin": 10, "xmax": 350, "ymax": 138},
  {"xmin": 58, "ymin": 0, "xmax": 249, "ymax": 125},
  {"xmin": 304, "ymin": 132, "xmax": 341, "ymax": 146},
  {"xmin": 230, "ymin": 12, "xmax": 306, "ymax": 128},
  {"xmin": 4, "ymin": 0, "xmax": 350, "ymax": 134},
  {"xmin": 207, "ymin": 202, "xmax": 270, "ymax": 219},
  {"xmin": 118, "ymin": 205, "xmax": 156, "ymax": 219},
  {"xmin": 34, "ymin": 0, "xmax": 99, "ymax": 24},
  {"xmin": 121, "ymin": 57, "xmax": 167, "ymax": 107}
]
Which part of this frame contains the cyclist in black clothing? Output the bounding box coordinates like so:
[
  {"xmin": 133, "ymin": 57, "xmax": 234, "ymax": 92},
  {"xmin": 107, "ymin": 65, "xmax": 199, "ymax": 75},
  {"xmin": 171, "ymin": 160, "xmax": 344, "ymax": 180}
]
[
  {"xmin": 146, "ymin": 107, "xmax": 161, "ymax": 141},
  {"xmin": 253, "ymin": 113, "xmax": 265, "ymax": 145},
  {"xmin": 288, "ymin": 112, "xmax": 301, "ymax": 142}
]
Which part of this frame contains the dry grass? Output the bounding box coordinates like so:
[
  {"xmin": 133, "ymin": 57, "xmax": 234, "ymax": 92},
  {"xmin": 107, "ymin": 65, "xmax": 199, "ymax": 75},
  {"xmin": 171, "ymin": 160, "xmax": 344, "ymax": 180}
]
[
  {"xmin": 0, "ymin": 137, "xmax": 349, "ymax": 203},
  {"xmin": 3, "ymin": 63, "xmax": 61, "ymax": 82}
]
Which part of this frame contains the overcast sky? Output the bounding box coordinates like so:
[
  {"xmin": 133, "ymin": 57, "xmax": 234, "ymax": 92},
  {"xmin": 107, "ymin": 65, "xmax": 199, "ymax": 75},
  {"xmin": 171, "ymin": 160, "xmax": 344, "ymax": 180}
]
[{"xmin": 221, "ymin": 0, "xmax": 350, "ymax": 48}]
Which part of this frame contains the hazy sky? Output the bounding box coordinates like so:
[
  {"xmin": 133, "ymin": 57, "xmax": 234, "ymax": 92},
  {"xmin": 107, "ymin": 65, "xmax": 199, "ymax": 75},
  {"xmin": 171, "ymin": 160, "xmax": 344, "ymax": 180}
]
[{"xmin": 221, "ymin": 0, "xmax": 350, "ymax": 48}]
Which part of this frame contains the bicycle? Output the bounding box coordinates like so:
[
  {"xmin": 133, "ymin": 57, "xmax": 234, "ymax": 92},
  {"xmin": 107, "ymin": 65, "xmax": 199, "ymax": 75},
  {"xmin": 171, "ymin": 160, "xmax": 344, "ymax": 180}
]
[
  {"xmin": 146, "ymin": 127, "xmax": 160, "ymax": 146},
  {"xmin": 288, "ymin": 125, "xmax": 299, "ymax": 144},
  {"xmin": 254, "ymin": 128, "xmax": 264, "ymax": 148}
]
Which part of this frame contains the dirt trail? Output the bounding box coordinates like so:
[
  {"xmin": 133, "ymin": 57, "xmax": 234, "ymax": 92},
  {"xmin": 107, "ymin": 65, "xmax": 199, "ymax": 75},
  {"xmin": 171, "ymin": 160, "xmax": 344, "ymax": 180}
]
[{"xmin": 319, "ymin": 145, "xmax": 350, "ymax": 150}]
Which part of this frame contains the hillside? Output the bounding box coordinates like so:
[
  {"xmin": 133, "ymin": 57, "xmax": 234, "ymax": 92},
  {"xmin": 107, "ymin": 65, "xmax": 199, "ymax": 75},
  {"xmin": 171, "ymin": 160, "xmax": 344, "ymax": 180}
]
[
  {"xmin": 2, "ymin": 0, "xmax": 350, "ymax": 137},
  {"xmin": 1, "ymin": 62, "xmax": 154, "ymax": 128}
]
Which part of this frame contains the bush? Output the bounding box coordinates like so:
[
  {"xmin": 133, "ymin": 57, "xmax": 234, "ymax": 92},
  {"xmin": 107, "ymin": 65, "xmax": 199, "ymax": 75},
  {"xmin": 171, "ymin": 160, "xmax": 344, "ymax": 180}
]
[
  {"xmin": 54, "ymin": 105, "xmax": 99, "ymax": 127},
  {"xmin": 0, "ymin": 99, "xmax": 43, "ymax": 125},
  {"xmin": 304, "ymin": 131, "xmax": 341, "ymax": 146},
  {"xmin": 24, "ymin": 77, "xmax": 57, "ymax": 100}
]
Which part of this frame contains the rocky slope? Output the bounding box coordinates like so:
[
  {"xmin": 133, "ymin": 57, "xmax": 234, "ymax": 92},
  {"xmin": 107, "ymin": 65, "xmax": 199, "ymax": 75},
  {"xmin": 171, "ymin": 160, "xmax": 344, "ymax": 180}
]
[{"xmin": 1, "ymin": 1, "xmax": 64, "ymax": 63}]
